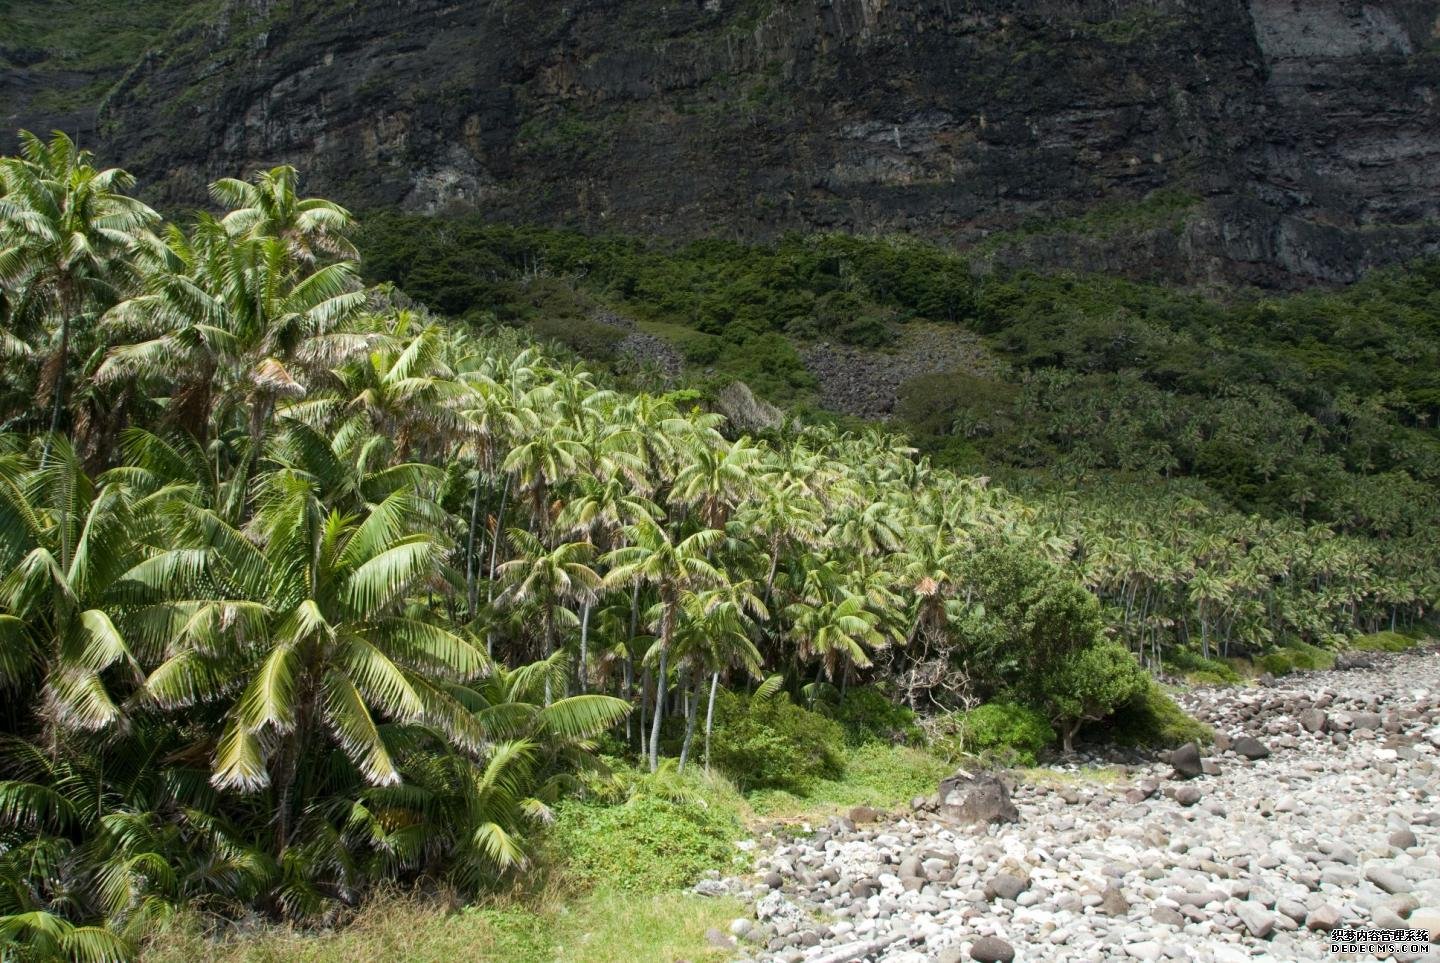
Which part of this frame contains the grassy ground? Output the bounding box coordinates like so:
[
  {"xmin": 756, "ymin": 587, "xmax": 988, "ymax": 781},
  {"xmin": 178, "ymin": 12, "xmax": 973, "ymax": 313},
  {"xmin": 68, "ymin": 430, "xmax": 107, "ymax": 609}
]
[
  {"xmin": 144, "ymin": 887, "xmax": 745, "ymax": 963},
  {"xmin": 141, "ymin": 743, "xmax": 947, "ymax": 962}
]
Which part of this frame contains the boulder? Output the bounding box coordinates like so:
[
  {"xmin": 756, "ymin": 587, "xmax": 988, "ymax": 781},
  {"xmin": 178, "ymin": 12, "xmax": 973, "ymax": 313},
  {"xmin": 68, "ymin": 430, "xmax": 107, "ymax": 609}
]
[
  {"xmin": 984, "ymin": 872, "xmax": 1029, "ymax": 901},
  {"xmin": 1174, "ymin": 785, "xmax": 1203, "ymax": 806},
  {"xmin": 1236, "ymin": 900, "xmax": 1276, "ymax": 939},
  {"xmin": 1170, "ymin": 742, "xmax": 1203, "ymax": 779},
  {"xmin": 937, "ymin": 771, "xmax": 1019, "ymax": 826},
  {"xmin": 1306, "ymin": 904, "xmax": 1342, "ymax": 931},
  {"xmin": 969, "ymin": 936, "xmax": 1016, "ymax": 962},
  {"xmin": 1233, "ymin": 736, "xmax": 1271, "ymax": 760},
  {"xmin": 1299, "ymin": 707, "xmax": 1328, "ymax": 733}
]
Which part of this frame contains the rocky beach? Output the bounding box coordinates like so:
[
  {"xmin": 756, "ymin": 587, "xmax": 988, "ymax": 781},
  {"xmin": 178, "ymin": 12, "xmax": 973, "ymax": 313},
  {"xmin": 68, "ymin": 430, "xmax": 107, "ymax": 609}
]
[{"xmin": 705, "ymin": 646, "xmax": 1440, "ymax": 962}]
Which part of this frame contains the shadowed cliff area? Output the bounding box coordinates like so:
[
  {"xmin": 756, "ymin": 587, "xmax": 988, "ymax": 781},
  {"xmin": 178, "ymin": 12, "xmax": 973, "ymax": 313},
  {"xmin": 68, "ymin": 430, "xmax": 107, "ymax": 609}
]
[{"xmin": 5, "ymin": 0, "xmax": 1440, "ymax": 287}]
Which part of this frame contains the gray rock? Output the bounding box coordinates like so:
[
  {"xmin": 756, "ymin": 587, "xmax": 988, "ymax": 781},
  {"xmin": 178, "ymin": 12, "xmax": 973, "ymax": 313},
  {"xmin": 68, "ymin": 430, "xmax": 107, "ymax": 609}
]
[
  {"xmin": 937, "ymin": 771, "xmax": 1019, "ymax": 826},
  {"xmin": 969, "ymin": 936, "xmax": 1016, "ymax": 962},
  {"xmin": 1174, "ymin": 785, "xmax": 1202, "ymax": 806},
  {"xmin": 1366, "ymin": 865, "xmax": 1411, "ymax": 896},
  {"xmin": 1233, "ymin": 736, "xmax": 1271, "ymax": 759},
  {"xmin": 1170, "ymin": 742, "xmax": 1203, "ymax": 779},
  {"xmin": 1389, "ymin": 828, "xmax": 1419, "ymax": 850},
  {"xmin": 1236, "ymin": 900, "xmax": 1276, "ymax": 938},
  {"xmin": 984, "ymin": 872, "xmax": 1029, "ymax": 901},
  {"xmin": 1306, "ymin": 904, "xmax": 1342, "ymax": 931},
  {"xmin": 1299, "ymin": 707, "xmax": 1328, "ymax": 733},
  {"xmin": 729, "ymin": 918, "xmax": 753, "ymax": 937},
  {"xmin": 898, "ymin": 855, "xmax": 923, "ymax": 880}
]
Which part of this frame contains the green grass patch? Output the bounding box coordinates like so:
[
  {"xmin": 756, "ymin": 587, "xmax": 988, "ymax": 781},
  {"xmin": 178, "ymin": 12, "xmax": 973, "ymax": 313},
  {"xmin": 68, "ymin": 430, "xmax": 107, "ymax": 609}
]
[
  {"xmin": 1347, "ymin": 630, "xmax": 1425, "ymax": 653},
  {"xmin": 930, "ymin": 702, "xmax": 1055, "ymax": 767},
  {"xmin": 143, "ymin": 887, "xmax": 744, "ymax": 963},
  {"xmin": 1255, "ymin": 641, "xmax": 1336, "ymax": 676},
  {"xmin": 548, "ymin": 794, "xmax": 743, "ymax": 894},
  {"xmin": 1164, "ymin": 649, "xmax": 1242, "ymax": 685},
  {"xmin": 744, "ymin": 743, "xmax": 952, "ymax": 821}
]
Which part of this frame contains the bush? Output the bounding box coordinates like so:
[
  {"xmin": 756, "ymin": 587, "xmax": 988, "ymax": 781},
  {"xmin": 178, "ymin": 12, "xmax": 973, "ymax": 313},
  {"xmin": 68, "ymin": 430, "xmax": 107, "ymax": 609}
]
[
  {"xmin": 549, "ymin": 795, "xmax": 740, "ymax": 893},
  {"xmin": 1039, "ymin": 642, "xmax": 1148, "ymax": 751},
  {"xmin": 932, "ymin": 702, "xmax": 1055, "ymax": 767},
  {"xmin": 710, "ymin": 690, "xmax": 846, "ymax": 792},
  {"xmin": 830, "ymin": 686, "xmax": 924, "ymax": 747},
  {"xmin": 1348, "ymin": 631, "xmax": 1422, "ymax": 653},
  {"xmin": 1255, "ymin": 641, "xmax": 1336, "ymax": 676},
  {"xmin": 1164, "ymin": 649, "xmax": 1241, "ymax": 684},
  {"xmin": 1090, "ymin": 676, "xmax": 1212, "ymax": 748}
]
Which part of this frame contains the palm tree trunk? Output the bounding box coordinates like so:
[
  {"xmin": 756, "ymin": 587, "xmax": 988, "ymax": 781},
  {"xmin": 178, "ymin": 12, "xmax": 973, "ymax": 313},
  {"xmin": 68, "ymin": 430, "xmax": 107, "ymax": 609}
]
[
  {"xmin": 41, "ymin": 313, "xmax": 71, "ymax": 466},
  {"xmin": 544, "ymin": 606, "xmax": 555, "ymax": 705},
  {"xmin": 649, "ymin": 644, "xmax": 667, "ymax": 773},
  {"xmin": 578, "ymin": 598, "xmax": 591, "ymax": 693},
  {"xmin": 487, "ymin": 476, "xmax": 510, "ymax": 590},
  {"xmin": 678, "ymin": 673, "xmax": 700, "ymax": 772},
  {"xmin": 639, "ymin": 666, "xmax": 650, "ymax": 758},
  {"xmin": 465, "ymin": 469, "xmax": 484, "ymax": 617},
  {"xmin": 623, "ymin": 651, "xmax": 634, "ymax": 743},
  {"xmin": 704, "ymin": 671, "xmax": 719, "ymax": 773}
]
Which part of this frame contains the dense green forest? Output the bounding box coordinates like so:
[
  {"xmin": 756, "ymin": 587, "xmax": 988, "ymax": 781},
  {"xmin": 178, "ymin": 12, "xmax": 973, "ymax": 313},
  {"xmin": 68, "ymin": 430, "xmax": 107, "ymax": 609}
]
[{"xmin": 0, "ymin": 133, "xmax": 1435, "ymax": 960}]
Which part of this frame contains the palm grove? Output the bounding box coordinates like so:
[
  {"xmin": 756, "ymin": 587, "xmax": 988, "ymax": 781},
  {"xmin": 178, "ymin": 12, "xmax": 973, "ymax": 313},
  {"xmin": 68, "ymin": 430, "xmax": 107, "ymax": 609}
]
[{"xmin": 0, "ymin": 133, "xmax": 1435, "ymax": 958}]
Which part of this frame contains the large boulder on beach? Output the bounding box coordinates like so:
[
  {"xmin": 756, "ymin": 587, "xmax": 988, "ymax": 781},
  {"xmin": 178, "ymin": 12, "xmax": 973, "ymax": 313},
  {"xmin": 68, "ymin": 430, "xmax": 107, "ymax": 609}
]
[{"xmin": 937, "ymin": 770, "xmax": 1019, "ymax": 826}]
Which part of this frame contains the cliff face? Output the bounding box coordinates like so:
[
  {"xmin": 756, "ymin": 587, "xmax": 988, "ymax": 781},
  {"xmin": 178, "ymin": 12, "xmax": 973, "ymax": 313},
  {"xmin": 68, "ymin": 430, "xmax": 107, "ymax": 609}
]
[{"xmin": 10, "ymin": 0, "xmax": 1440, "ymax": 285}]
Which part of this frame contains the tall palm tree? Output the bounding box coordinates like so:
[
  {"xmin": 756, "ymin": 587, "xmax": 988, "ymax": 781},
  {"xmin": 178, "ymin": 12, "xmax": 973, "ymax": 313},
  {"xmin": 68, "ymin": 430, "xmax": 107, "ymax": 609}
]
[
  {"xmin": 0, "ymin": 131, "xmax": 158, "ymax": 453},
  {"xmin": 495, "ymin": 531, "xmax": 600, "ymax": 702},
  {"xmin": 140, "ymin": 474, "xmax": 488, "ymax": 852},
  {"xmin": 603, "ymin": 520, "xmax": 726, "ymax": 771}
]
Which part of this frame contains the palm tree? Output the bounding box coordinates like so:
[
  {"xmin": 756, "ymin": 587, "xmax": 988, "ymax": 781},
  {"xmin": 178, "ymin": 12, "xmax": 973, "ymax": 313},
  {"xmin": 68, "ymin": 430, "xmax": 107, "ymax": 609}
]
[
  {"xmin": 495, "ymin": 531, "xmax": 600, "ymax": 702},
  {"xmin": 210, "ymin": 164, "xmax": 357, "ymax": 265},
  {"xmin": 0, "ymin": 131, "xmax": 158, "ymax": 454},
  {"xmin": 140, "ymin": 473, "xmax": 488, "ymax": 853},
  {"xmin": 0, "ymin": 438, "xmax": 150, "ymax": 739},
  {"xmin": 603, "ymin": 520, "xmax": 726, "ymax": 771}
]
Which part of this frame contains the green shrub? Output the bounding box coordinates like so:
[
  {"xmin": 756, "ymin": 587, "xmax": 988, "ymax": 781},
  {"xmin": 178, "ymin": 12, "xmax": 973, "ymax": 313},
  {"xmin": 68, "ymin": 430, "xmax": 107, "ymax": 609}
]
[
  {"xmin": 1090, "ymin": 676, "xmax": 1212, "ymax": 748},
  {"xmin": 830, "ymin": 686, "xmax": 924, "ymax": 746},
  {"xmin": 1348, "ymin": 631, "xmax": 1422, "ymax": 653},
  {"xmin": 1164, "ymin": 649, "xmax": 1241, "ymax": 684},
  {"xmin": 1256, "ymin": 641, "xmax": 1335, "ymax": 676},
  {"xmin": 842, "ymin": 743, "xmax": 953, "ymax": 799},
  {"xmin": 710, "ymin": 690, "xmax": 846, "ymax": 792},
  {"xmin": 933, "ymin": 702, "xmax": 1055, "ymax": 767},
  {"xmin": 1038, "ymin": 641, "xmax": 1148, "ymax": 751},
  {"xmin": 549, "ymin": 795, "xmax": 740, "ymax": 893}
]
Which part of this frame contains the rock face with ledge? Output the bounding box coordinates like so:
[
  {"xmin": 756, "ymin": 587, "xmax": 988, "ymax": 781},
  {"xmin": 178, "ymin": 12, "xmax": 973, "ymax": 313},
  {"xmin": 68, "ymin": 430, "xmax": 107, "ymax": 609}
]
[{"xmin": 9, "ymin": 0, "xmax": 1439, "ymax": 287}]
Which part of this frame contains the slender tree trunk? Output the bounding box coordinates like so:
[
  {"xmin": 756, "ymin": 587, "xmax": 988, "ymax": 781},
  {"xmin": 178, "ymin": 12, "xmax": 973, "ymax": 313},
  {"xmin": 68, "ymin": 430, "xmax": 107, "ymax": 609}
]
[
  {"xmin": 544, "ymin": 606, "xmax": 555, "ymax": 705},
  {"xmin": 578, "ymin": 599, "xmax": 591, "ymax": 693},
  {"xmin": 639, "ymin": 666, "xmax": 650, "ymax": 757},
  {"xmin": 649, "ymin": 644, "xmax": 667, "ymax": 773},
  {"xmin": 704, "ymin": 671, "xmax": 719, "ymax": 773},
  {"xmin": 487, "ymin": 476, "xmax": 510, "ymax": 588},
  {"xmin": 41, "ymin": 314, "xmax": 71, "ymax": 466},
  {"xmin": 623, "ymin": 651, "xmax": 634, "ymax": 743},
  {"xmin": 678, "ymin": 673, "xmax": 700, "ymax": 772},
  {"xmin": 465, "ymin": 469, "xmax": 484, "ymax": 617}
]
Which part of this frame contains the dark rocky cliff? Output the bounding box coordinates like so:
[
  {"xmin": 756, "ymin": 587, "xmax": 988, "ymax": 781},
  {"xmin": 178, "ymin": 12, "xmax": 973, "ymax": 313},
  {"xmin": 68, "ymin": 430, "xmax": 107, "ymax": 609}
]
[{"xmin": 8, "ymin": 0, "xmax": 1440, "ymax": 285}]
